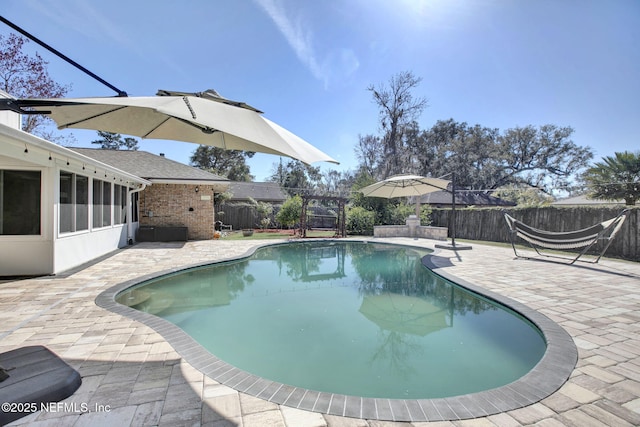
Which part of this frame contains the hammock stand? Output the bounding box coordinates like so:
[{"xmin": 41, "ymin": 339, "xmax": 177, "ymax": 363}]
[{"xmin": 503, "ymin": 209, "xmax": 629, "ymax": 264}]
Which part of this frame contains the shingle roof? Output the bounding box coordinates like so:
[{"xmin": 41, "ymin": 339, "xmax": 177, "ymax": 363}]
[
  {"xmin": 419, "ymin": 190, "xmax": 516, "ymax": 207},
  {"xmin": 552, "ymin": 194, "xmax": 626, "ymax": 205},
  {"xmin": 69, "ymin": 148, "xmax": 228, "ymax": 182},
  {"xmin": 228, "ymin": 181, "xmax": 287, "ymax": 202}
]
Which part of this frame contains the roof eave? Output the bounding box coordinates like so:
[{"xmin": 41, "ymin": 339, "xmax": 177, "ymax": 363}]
[
  {"xmin": 0, "ymin": 124, "xmax": 150, "ymax": 186},
  {"xmin": 149, "ymin": 178, "xmax": 230, "ymax": 186}
]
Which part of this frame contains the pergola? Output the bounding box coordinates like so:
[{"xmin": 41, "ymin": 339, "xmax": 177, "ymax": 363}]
[{"xmin": 299, "ymin": 195, "xmax": 347, "ymax": 238}]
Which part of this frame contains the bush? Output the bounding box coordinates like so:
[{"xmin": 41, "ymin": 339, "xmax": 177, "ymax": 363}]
[
  {"xmin": 346, "ymin": 206, "xmax": 376, "ymax": 235},
  {"xmin": 276, "ymin": 195, "xmax": 303, "ymax": 229},
  {"xmin": 388, "ymin": 203, "xmax": 433, "ymax": 226}
]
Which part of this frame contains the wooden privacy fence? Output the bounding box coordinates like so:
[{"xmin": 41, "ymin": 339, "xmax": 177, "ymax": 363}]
[
  {"xmin": 219, "ymin": 203, "xmax": 339, "ymax": 231},
  {"xmin": 217, "ymin": 204, "xmax": 279, "ymax": 230},
  {"xmin": 430, "ymin": 206, "xmax": 639, "ymax": 261}
]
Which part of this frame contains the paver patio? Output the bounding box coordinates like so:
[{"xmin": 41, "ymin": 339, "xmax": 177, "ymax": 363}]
[{"xmin": 1, "ymin": 237, "xmax": 639, "ymax": 426}]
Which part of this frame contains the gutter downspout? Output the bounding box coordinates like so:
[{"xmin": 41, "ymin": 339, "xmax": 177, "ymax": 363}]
[{"xmin": 127, "ymin": 183, "xmax": 147, "ymax": 245}]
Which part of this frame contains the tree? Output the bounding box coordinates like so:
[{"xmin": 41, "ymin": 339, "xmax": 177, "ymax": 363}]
[
  {"xmin": 366, "ymin": 71, "xmax": 427, "ymax": 178},
  {"xmin": 91, "ymin": 131, "xmax": 139, "ymax": 150},
  {"xmin": 190, "ymin": 145, "xmax": 254, "ymax": 181},
  {"xmin": 318, "ymin": 169, "xmax": 355, "ymax": 198},
  {"xmin": 408, "ymin": 120, "xmax": 593, "ymax": 194},
  {"xmin": 246, "ymin": 197, "xmax": 273, "ymax": 230},
  {"xmin": 496, "ymin": 124, "xmax": 592, "ymax": 192},
  {"xmin": 411, "ymin": 119, "xmax": 500, "ymax": 189},
  {"xmin": 276, "ymin": 195, "xmax": 303, "ymax": 229},
  {"xmin": 355, "ymin": 72, "xmax": 594, "ymax": 195},
  {"xmin": 355, "ymin": 134, "xmax": 382, "ymax": 178},
  {"xmin": 268, "ymin": 159, "xmax": 322, "ymax": 196},
  {"xmin": 494, "ymin": 184, "xmax": 554, "ymax": 206},
  {"xmin": 0, "ymin": 33, "xmax": 71, "ymax": 142},
  {"xmin": 582, "ymin": 151, "xmax": 640, "ymax": 206}
]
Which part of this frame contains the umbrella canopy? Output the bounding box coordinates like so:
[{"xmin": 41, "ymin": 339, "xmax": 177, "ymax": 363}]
[
  {"xmin": 360, "ymin": 174, "xmax": 467, "ymax": 248},
  {"xmin": 359, "ymin": 174, "xmax": 450, "ymax": 199},
  {"xmin": 359, "ymin": 174, "xmax": 451, "ymax": 217},
  {"xmin": 1, "ymin": 89, "xmax": 337, "ymax": 165},
  {"xmin": 359, "ymin": 293, "xmax": 449, "ymax": 337}
]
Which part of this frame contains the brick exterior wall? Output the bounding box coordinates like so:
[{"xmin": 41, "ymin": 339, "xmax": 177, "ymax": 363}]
[{"xmin": 139, "ymin": 184, "xmax": 215, "ymax": 240}]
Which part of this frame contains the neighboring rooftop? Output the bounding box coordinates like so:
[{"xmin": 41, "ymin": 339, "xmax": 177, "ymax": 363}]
[
  {"xmin": 70, "ymin": 148, "xmax": 228, "ymax": 183},
  {"xmin": 419, "ymin": 190, "xmax": 516, "ymax": 207},
  {"xmin": 227, "ymin": 181, "xmax": 288, "ymax": 202},
  {"xmin": 552, "ymin": 194, "xmax": 627, "ymax": 206}
]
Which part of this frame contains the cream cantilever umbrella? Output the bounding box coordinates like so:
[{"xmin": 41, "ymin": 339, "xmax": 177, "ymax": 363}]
[
  {"xmin": 359, "ymin": 174, "xmax": 467, "ymax": 247},
  {"xmin": 359, "ymin": 174, "xmax": 450, "ymax": 217},
  {"xmin": 359, "ymin": 174, "xmax": 450, "ymax": 200},
  {"xmin": 1, "ymin": 89, "xmax": 338, "ymax": 165}
]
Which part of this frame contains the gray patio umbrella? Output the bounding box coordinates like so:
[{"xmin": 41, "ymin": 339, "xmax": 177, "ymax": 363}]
[{"xmin": 0, "ymin": 89, "xmax": 338, "ymax": 165}]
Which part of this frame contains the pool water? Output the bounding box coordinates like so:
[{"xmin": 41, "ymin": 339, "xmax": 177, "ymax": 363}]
[{"xmin": 117, "ymin": 241, "xmax": 546, "ymax": 399}]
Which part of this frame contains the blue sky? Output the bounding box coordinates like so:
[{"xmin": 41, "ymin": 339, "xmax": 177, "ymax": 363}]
[{"xmin": 2, "ymin": 0, "xmax": 639, "ymax": 182}]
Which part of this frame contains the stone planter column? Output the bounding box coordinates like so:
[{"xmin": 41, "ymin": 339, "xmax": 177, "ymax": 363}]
[{"xmin": 406, "ymin": 215, "xmax": 420, "ymax": 238}]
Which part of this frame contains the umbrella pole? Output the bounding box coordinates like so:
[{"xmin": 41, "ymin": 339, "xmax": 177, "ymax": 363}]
[
  {"xmin": 0, "ymin": 16, "xmax": 127, "ymax": 97},
  {"xmin": 451, "ymin": 173, "xmax": 456, "ymax": 247},
  {"xmin": 435, "ymin": 172, "xmax": 471, "ymax": 250}
]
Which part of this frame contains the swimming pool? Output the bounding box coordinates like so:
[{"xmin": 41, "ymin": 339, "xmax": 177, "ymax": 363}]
[{"xmin": 99, "ymin": 240, "xmax": 577, "ymax": 421}]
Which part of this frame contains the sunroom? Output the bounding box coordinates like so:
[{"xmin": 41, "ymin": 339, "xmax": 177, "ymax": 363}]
[{"xmin": 0, "ymin": 108, "xmax": 149, "ymax": 276}]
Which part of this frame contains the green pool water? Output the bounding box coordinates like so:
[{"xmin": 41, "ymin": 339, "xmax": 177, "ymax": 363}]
[{"xmin": 117, "ymin": 241, "xmax": 545, "ymax": 399}]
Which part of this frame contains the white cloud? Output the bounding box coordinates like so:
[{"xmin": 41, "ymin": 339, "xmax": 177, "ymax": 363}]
[{"xmin": 254, "ymin": 0, "xmax": 359, "ymax": 89}]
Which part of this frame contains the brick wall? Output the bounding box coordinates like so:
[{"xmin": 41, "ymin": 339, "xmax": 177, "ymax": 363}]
[{"xmin": 139, "ymin": 184, "xmax": 215, "ymax": 240}]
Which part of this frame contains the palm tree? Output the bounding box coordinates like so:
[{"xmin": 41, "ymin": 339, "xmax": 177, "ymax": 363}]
[{"xmin": 583, "ymin": 151, "xmax": 640, "ymax": 206}]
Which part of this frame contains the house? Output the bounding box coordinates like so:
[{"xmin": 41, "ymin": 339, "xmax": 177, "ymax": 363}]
[
  {"xmin": 71, "ymin": 149, "xmax": 229, "ymax": 241},
  {"xmin": 1, "ymin": 102, "xmax": 148, "ymax": 276},
  {"xmin": 0, "ymin": 91, "xmax": 228, "ymax": 276},
  {"xmin": 419, "ymin": 190, "xmax": 516, "ymax": 209}
]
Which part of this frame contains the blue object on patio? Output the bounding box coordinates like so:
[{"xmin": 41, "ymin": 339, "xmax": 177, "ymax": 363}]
[{"xmin": 0, "ymin": 346, "xmax": 82, "ymax": 424}]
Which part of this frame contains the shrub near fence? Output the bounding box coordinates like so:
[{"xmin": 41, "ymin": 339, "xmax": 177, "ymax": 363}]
[{"xmin": 430, "ymin": 206, "xmax": 639, "ymax": 261}]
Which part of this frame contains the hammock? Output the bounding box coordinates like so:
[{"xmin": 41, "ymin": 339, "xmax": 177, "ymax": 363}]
[{"xmin": 503, "ymin": 209, "xmax": 629, "ymax": 264}]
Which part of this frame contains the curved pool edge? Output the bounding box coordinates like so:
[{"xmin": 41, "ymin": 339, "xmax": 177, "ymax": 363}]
[{"xmin": 95, "ymin": 239, "xmax": 578, "ymax": 422}]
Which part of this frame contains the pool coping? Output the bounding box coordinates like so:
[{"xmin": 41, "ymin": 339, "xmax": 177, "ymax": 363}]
[{"xmin": 95, "ymin": 239, "xmax": 578, "ymax": 422}]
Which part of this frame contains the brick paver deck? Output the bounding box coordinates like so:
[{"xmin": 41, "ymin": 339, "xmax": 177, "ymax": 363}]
[{"xmin": 1, "ymin": 238, "xmax": 639, "ymax": 426}]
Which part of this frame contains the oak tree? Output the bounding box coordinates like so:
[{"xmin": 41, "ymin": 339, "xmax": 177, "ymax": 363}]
[{"xmin": 190, "ymin": 145, "xmax": 255, "ymax": 181}]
